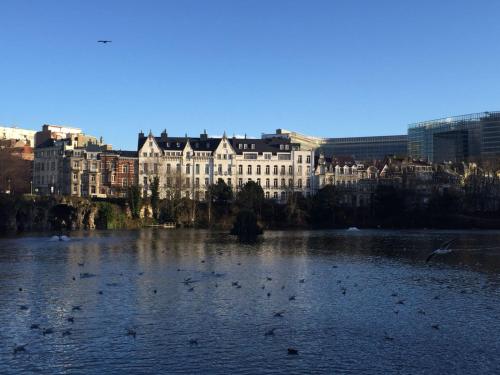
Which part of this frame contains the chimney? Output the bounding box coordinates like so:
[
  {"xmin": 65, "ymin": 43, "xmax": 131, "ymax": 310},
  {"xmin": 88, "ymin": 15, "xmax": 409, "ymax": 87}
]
[
  {"xmin": 200, "ymin": 129, "xmax": 208, "ymax": 141},
  {"xmin": 161, "ymin": 129, "xmax": 168, "ymax": 142}
]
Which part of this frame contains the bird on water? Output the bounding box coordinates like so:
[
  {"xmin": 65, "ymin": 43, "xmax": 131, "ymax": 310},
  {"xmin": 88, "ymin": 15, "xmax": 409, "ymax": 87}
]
[{"xmin": 426, "ymin": 238, "xmax": 458, "ymax": 262}]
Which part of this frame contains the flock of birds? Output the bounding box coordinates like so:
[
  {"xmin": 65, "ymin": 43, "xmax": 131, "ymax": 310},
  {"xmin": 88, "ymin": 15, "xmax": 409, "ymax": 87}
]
[{"xmin": 11, "ymin": 237, "xmax": 460, "ymax": 357}]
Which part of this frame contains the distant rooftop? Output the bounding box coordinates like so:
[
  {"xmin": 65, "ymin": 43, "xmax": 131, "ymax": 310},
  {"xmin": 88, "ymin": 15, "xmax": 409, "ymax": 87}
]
[{"xmin": 408, "ymin": 111, "xmax": 500, "ymax": 129}]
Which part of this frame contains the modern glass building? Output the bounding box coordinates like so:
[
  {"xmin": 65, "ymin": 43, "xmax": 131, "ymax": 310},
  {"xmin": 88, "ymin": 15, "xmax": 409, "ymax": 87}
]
[
  {"xmin": 408, "ymin": 112, "xmax": 500, "ymax": 163},
  {"xmin": 263, "ymin": 129, "xmax": 408, "ymax": 161},
  {"xmin": 319, "ymin": 135, "xmax": 408, "ymax": 161}
]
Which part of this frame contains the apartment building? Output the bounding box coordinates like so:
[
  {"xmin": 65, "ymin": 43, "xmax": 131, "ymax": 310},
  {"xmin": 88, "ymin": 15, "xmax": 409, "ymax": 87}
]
[{"xmin": 138, "ymin": 130, "xmax": 315, "ymax": 201}]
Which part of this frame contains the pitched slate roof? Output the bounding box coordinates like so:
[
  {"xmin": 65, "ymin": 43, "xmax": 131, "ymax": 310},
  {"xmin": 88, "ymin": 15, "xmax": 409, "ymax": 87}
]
[{"xmin": 101, "ymin": 150, "xmax": 138, "ymax": 158}]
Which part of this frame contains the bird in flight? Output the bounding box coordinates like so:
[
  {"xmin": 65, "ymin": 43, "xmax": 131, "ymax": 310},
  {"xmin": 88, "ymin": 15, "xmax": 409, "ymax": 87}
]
[
  {"xmin": 97, "ymin": 40, "xmax": 112, "ymax": 44},
  {"xmin": 426, "ymin": 238, "xmax": 458, "ymax": 262}
]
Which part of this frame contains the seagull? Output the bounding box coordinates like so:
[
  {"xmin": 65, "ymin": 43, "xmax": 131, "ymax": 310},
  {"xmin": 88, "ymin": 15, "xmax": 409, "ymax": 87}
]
[
  {"xmin": 62, "ymin": 329, "xmax": 72, "ymax": 337},
  {"xmin": 127, "ymin": 329, "xmax": 136, "ymax": 338},
  {"xmin": 43, "ymin": 328, "xmax": 54, "ymax": 335},
  {"xmin": 264, "ymin": 328, "xmax": 277, "ymax": 336},
  {"xmin": 426, "ymin": 238, "xmax": 458, "ymax": 262},
  {"xmin": 98, "ymin": 40, "xmax": 112, "ymax": 44},
  {"xmin": 13, "ymin": 344, "xmax": 27, "ymax": 355},
  {"xmin": 384, "ymin": 332, "xmax": 394, "ymax": 341}
]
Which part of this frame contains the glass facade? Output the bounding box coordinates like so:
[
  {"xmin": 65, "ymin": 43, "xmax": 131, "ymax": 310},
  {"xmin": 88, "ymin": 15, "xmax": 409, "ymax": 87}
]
[
  {"xmin": 318, "ymin": 135, "xmax": 408, "ymax": 161},
  {"xmin": 408, "ymin": 112, "xmax": 500, "ymax": 162}
]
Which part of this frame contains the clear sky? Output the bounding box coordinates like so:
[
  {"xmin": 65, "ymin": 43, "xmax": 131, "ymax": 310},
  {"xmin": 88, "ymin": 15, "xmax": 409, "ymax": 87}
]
[{"xmin": 1, "ymin": 0, "xmax": 499, "ymax": 150}]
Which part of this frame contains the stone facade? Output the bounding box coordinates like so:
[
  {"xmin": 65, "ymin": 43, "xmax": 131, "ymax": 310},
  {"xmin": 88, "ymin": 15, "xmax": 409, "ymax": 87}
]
[{"xmin": 138, "ymin": 131, "xmax": 315, "ymax": 201}]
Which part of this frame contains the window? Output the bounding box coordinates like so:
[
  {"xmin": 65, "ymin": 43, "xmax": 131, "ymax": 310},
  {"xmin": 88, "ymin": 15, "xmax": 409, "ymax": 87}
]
[
  {"xmin": 149, "ymin": 141, "xmax": 153, "ymax": 148},
  {"xmin": 238, "ymin": 165, "xmax": 243, "ymax": 174},
  {"xmin": 274, "ymin": 179, "xmax": 278, "ymax": 188},
  {"xmin": 73, "ymin": 173, "xmax": 78, "ymax": 181},
  {"xmin": 195, "ymin": 178, "xmax": 199, "ymax": 187},
  {"xmin": 281, "ymin": 166, "xmax": 285, "ymax": 175},
  {"xmin": 227, "ymin": 178, "xmax": 231, "ymax": 185},
  {"xmin": 251, "ymin": 144, "xmax": 255, "ymax": 150},
  {"xmin": 205, "ymin": 164, "xmax": 209, "ymax": 174},
  {"xmin": 73, "ymin": 185, "xmax": 77, "ymax": 193},
  {"xmin": 143, "ymin": 163, "xmax": 148, "ymax": 173},
  {"xmin": 218, "ymin": 164, "xmax": 223, "ymax": 174},
  {"xmin": 143, "ymin": 152, "xmax": 147, "ymax": 157},
  {"xmin": 289, "ymin": 179, "xmax": 293, "ymax": 187},
  {"xmin": 257, "ymin": 178, "xmax": 261, "ymax": 186},
  {"xmin": 265, "ymin": 165, "xmax": 270, "ymax": 175},
  {"xmin": 243, "ymin": 144, "xmax": 248, "ymax": 149},
  {"xmin": 298, "ymin": 155, "xmax": 303, "ymax": 163},
  {"xmin": 264, "ymin": 153, "xmax": 271, "ymax": 160},
  {"xmin": 306, "ymin": 178, "xmax": 310, "ymax": 188},
  {"xmin": 273, "ymin": 166, "xmax": 278, "ymax": 175},
  {"xmin": 281, "ymin": 179, "xmax": 285, "ymax": 187},
  {"xmin": 244, "ymin": 153, "xmax": 257, "ymax": 159},
  {"xmin": 154, "ymin": 163, "xmax": 158, "ymax": 173},
  {"xmin": 266, "ymin": 178, "xmax": 270, "ymax": 188},
  {"xmin": 228, "ymin": 165, "xmax": 232, "ymax": 175},
  {"xmin": 307, "ymin": 166, "xmax": 311, "ymax": 174},
  {"xmin": 265, "ymin": 192, "xmax": 269, "ymax": 199},
  {"xmin": 273, "ymin": 192, "xmax": 278, "ymax": 199},
  {"xmin": 91, "ymin": 186, "xmax": 96, "ymax": 194},
  {"xmin": 123, "ymin": 164, "xmax": 129, "ymax": 173},
  {"xmin": 195, "ymin": 164, "xmax": 200, "ymax": 174},
  {"xmin": 176, "ymin": 164, "xmax": 181, "ymax": 172},
  {"xmin": 247, "ymin": 165, "xmax": 252, "ymax": 174},
  {"xmin": 256, "ymin": 165, "xmax": 261, "ymax": 175},
  {"xmin": 91, "ymin": 175, "xmax": 96, "ymax": 182},
  {"xmin": 298, "ymin": 165, "xmax": 302, "ymax": 174},
  {"xmin": 289, "ymin": 166, "xmax": 293, "ymax": 175},
  {"xmin": 185, "ymin": 178, "xmax": 190, "ymax": 187},
  {"xmin": 238, "ymin": 178, "xmax": 243, "ymax": 187},
  {"xmin": 167, "ymin": 164, "xmax": 171, "ymax": 173},
  {"xmin": 167, "ymin": 177, "xmax": 172, "ymax": 187},
  {"xmin": 186, "ymin": 164, "xmax": 190, "ymax": 174},
  {"xmin": 298, "ymin": 179, "xmax": 302, "ymax": 188},
  {"xmin": 205, "ymin": 178, "xmax": 209, "ymax": 186},
  {"xmin": 306, "ymin": 155, "xmax": 311, "ymax": 163}
]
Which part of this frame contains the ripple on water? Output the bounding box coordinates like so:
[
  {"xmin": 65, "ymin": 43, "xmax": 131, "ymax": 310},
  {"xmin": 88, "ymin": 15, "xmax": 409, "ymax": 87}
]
[{"xmin": 0, "ymin": 229, "xmax": 500, "ymax": 374}]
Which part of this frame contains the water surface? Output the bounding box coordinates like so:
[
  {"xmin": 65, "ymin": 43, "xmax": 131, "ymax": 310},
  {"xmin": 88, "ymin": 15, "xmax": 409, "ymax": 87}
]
[{"xmin": 1, "ymin": 229, "xmax": 499, "ymax": 374}]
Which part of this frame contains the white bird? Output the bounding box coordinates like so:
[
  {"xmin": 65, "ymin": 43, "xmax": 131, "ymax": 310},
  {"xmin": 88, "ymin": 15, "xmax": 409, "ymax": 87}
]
[{"xmin": 426, "ymin": 238, "xmax": 457, "ymax": 262}]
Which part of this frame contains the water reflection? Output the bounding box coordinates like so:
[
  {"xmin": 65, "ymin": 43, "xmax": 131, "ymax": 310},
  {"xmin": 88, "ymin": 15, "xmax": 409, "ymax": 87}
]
[{"xmin": 1, "ymin": 229, "xmax": 499, "ymax": 374}]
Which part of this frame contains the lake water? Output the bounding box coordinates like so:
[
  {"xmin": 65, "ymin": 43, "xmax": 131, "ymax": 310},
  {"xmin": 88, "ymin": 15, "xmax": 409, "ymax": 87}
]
[{"xmin": 1, "ymin": 229, "xmax": 499, "ymax": 374}]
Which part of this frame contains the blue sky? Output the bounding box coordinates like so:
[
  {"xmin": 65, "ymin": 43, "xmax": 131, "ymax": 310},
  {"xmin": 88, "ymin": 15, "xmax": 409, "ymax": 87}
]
[{"xmin": 1, "ymin": 0, "xmax": 499, "ymax": 150}]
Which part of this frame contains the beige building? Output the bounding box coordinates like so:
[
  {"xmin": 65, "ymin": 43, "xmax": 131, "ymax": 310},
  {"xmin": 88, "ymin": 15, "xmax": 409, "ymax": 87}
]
[
  {"xmin": 35, "ymin": 124, "xmax": 103, "ymax": 148},
  {"xmin": 314, "ymin": 153, "xmax": 378, "ymax": 190},
  {"xmin": 138, "ymin": 130, "xmax": 315, "ymax": 201},
  {"xmin": 0, "ymin": 126, "xmax": 36, "ymax": 146}
]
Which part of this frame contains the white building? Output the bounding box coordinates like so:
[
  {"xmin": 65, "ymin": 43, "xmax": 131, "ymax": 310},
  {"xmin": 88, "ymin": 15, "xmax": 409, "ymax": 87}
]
[
  {"xmin": 0, "ymin": 126, "xmax": 36, "ymax": 146},
  {"xmin": 138, "ymin": 130, "xmax": 315, "ymax": 201}
]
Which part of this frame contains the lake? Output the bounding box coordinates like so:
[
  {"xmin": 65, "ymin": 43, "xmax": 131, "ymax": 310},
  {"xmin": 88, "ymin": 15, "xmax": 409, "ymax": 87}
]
[{"xmin": 1, "ymin": 229, "xmax": 499, "ymax": 374}]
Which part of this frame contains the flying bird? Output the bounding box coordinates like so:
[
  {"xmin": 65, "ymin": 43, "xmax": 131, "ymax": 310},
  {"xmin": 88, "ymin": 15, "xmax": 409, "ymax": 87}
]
[
  {"xmin": 98, "ymin": 40, "xmax": 112, "ymax": 44},
  {"xmin": 426, "ymin": 238, "xmax": 458, "ymax": 263}
]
